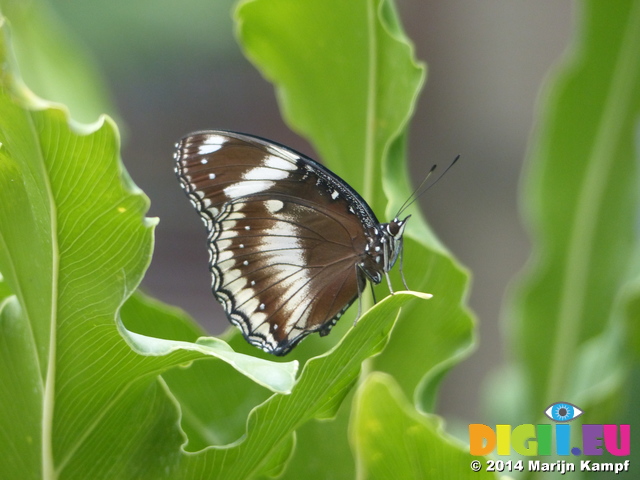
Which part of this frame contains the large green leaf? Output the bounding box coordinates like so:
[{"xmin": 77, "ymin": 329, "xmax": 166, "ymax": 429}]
[
  {"xmin": 0, "ymin": 18, "xmax": 299, "ymax": 478},
  {"xmin": 503, "ymin": 0, "xmax": 640, "ymax": 422},
  {"xmin": 236, "ymin": 0, "xmax": 475, "ymax": 412},
  {"xmin": 237, "ymin": 0, "xmax": 423, "ymax": 207},
  {"xmin": 235, "ymin": 0, "xmax": 478, "ymax": 477}
]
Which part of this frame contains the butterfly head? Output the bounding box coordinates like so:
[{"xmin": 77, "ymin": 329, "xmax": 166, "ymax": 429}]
[
  {"xmin": 381, "ymin": 215, "xmax": 410, "ymax": 271},
  {"xmin": 386, "ymin": 215, "xmax": 410, "ymax": 237}
]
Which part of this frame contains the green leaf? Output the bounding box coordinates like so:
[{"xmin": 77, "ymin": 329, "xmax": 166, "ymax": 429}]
[
  {"xmin": 175, "ymin": 292, "xmax": 431, "ymax": 479},
  {"xmin": 236, "ymin": 0, "xmax": 424, "ymax": 213},
  {"xmin": 503, "ymin": 0, "xmax": 640, "ymax": 418},
  {"xmin": 0, "ymin": 274, "xmax": 10, "ymax": 301},
  {"xmin": 280, "ymin": 392, "xmax": 356, "ymax": 480},
  {"xmin": 120, "ymin": 292, "xmax": 275, "ymax": 450},
  {"xmin": 235, "ymin": 1, "xmax": 477, "ymax": 477},
  {"xmin": 0, "ymin": 18, "xmax": 297, "ymax": 478},
  {"xmin": 351, "ymin": 372, "xmax": 497, "ymax": 480},
  {"xmin": 236, "ymin": 0, "xmax": 475, "ymax": 415},
  {"xmin": 373, "ymin": 236, "xmax": 476, "ymax": 411}
]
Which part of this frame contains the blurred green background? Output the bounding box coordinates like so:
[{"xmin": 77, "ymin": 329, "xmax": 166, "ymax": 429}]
[{"xmin": 28, "ymin": 0, "xmax": 572, "ymax": 424}]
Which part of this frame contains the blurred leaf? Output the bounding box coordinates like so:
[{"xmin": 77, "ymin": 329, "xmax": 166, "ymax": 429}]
[
  {"xmin": 280, "ymin": 392, "xmax": 356, "ymax": 480},
  {"xmin": 0, "ymin": 0, "xmax": 117, "ymax": 124},
  {"xmin": 502, "ymin": 0, "xmax": 640, "ymax": 422},
  {"xmin": 351, "ymin": 372, "xmax": 496, "ymax": 480},
  {"xmin": 623, "ymin": 267, "xmax": 640, "ymax": 361},
  {"xmin": 0, "ymin": 274, "xmax": 10, "ymax": 301},
  {"xmin": 48, "ymin": 0, "xmax": 240, "ymax": 75}
]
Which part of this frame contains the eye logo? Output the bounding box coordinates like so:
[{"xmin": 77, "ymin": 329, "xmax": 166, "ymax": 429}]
[{"xmin": 544, "ymin": 402, "xmax": 583, "ymax": 422}]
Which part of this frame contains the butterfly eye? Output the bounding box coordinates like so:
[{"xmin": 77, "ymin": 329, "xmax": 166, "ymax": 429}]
[
  {"xmin": 544, "ymin": 402, "xmax": 583, "ymax": 422},
  {"xmin": 387, "ymin": 215, "xmax": 411, "ymax": 237}
]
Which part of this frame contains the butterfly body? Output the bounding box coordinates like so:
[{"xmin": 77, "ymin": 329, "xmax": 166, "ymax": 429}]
[{"xmin": 175, "ymin": 130, "xmax": 408, "ymax": 355}]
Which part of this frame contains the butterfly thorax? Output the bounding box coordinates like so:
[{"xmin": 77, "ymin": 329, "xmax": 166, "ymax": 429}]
[{"xmin": 359, "ymin": 216, "xmax": 409, "ymax": 284}]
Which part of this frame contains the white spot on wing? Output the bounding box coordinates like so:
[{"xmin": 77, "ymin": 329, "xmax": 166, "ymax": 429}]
[
  {"xmin": 224, "ymin": 180, "xmax": 275, "ymax": 198},
  {"xmin": 208, "ymin": 173, "xmax": 216, "ymax": 179},
  {"xmin": 259, "ymin": 221, "xmax": 312, "ymax": 322},
  {"xmin": 232, "ymin": 286, "xmax": 255, "ymax": 305},
  {"xmin": 244, "ymin": 166, "xmax": 289, "ymax": 181},
  {"xmin": 223, "ymin": 268, "xmax": 242, "ymax": 284},
  {"xmin": 285, "ymin": 298, "xmax": 312, "ymax": 329},
  {"xmin": 331, "ymin": 190, "xmax": 339, "ymax": 200},
  {"xmin": 265, "ymin": 199, "xmax": 284, "ymax": 213},
  {"xmin": 217, "ymin": 239, "xmax": 233, "ymax": 252},
  {"xmin": 218, "ymin": 250, "xmax": 234, "ymax": 262},
  {"xmin": 251, "ymin": 320, "xmax": 272, "ymax": 337},
  {"xmin": 201, "ymin": 134, "xmax": 226, "ymax": 145},
  {"xmin": 262, "ymin": 222, "xmax": 305, "ymax": 266},
  {"xmin": 199, "ymin": 144, "xmax": 222, "ymax": 155},
  {"xmin": 264, "ymin": 154, "xmax": 297, "ymax": 171}
]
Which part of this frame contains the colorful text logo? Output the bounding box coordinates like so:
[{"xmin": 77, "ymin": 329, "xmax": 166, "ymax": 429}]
[{"xmin": 469, "ymin": 402, "xmax": 630, "ymax": 457}]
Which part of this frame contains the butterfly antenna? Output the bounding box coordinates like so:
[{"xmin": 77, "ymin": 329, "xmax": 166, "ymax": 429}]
[
  {"xmin": 395, "ymin": 164, "xmax": 437, "ymax": 216},
  {"xmin": 396, "ymin": 154, "xmax": 460, "ymax": 217}
]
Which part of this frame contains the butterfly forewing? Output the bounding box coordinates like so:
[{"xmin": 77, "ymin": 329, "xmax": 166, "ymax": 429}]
[{"xmin": 175, "ymin": 131, "xmax": 378, "ymax": 355}]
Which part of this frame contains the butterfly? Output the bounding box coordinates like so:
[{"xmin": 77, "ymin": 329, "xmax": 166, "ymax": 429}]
[{"xmin": 174, "ymin": 130, "xmax": 411, "ymax": 356}]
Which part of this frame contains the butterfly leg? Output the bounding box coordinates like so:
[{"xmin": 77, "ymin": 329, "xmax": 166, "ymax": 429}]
[
  {"xmin": 398, "ymin": 238, "xmax": 410, "ymax": 290},
  {"xmin": 369, "ymin": 281, "xmax": 377, "ymax": 304},
  {"xmin": 385, "ymin": 271, "xmax": 395, "ymax": 295},
  {"xmin": 382, "ymin": 240, "xmax": 396, "ymax": 295},
  {"xmin": 353, "ymin": 264, "xmax": 369, "ymax": 325}
]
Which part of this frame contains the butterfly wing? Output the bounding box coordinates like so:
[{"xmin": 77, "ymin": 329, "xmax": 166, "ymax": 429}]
[{"xmin": 175, "ymin": 131, "xmax": 378, "ymax": 355}]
